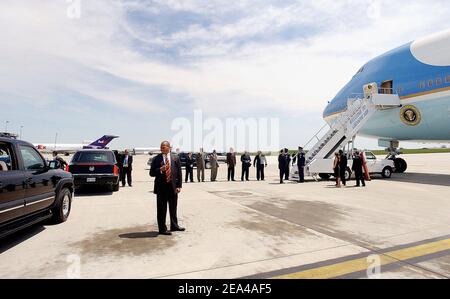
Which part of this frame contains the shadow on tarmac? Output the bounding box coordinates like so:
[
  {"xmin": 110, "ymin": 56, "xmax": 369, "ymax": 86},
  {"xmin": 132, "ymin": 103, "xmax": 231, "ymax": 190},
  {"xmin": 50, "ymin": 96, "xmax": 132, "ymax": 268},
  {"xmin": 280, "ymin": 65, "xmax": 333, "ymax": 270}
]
[
  {"xmin": 0, "ymin": 225, "xmax": 45, "ymax": 254},
  {"xmin": 389, "ymin": 172, "xmax": 450, "ymax": 187},
  {"xmin": 119, "ymin": 231, "xmax": 159, "ymax": 239}
]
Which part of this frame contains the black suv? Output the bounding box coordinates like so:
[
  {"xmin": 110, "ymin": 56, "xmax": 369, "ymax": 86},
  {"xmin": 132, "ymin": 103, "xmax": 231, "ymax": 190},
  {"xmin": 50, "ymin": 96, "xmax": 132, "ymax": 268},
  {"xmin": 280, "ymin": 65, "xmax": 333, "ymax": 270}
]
[{"xmin": 0, "ymin": 133, "xmax": 74, "ymax": 238}]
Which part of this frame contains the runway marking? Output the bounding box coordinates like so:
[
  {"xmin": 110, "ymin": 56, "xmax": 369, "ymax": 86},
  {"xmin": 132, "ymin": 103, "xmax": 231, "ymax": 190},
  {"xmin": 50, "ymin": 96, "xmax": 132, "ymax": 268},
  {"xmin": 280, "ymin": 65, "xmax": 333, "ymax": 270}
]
[{"xmin": 271, "ymin": 238, "xmax": 450, "ymax": 279}]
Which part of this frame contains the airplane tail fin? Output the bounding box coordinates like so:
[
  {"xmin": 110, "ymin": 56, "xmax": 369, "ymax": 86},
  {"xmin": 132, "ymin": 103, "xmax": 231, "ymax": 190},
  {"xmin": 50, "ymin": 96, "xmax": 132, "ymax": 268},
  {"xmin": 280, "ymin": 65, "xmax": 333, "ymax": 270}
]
[{"xmin": 83, "ymin": 135, "xmax": 119, "ymax": 149}]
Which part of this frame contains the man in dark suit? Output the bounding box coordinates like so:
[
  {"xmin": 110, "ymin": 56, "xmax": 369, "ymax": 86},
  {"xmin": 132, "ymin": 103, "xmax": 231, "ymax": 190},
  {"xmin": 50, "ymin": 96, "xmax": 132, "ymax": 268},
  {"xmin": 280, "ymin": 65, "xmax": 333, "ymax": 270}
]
[
  {"xmin": 240, "ymin": 151, "xmax": 251, "ymax": 181},
  {"xmin": 121, "ymin": 149, "xmax": 133, "ymax": 187},
  {"xmin": 293, "ymin": 147, "xmax": 306, "ymax": 183},
  {"xmin": 352, "ymin": 150, "xmax": 366, "ymax": 187},
  {"xmin": 284, "ymin": 148, "xmax": 291, "ymax": 180},
  {"xmin": 150, "ymin": 141, "xmax": 185, "ymax": 235},
  {"xmin": 339, "ymin": 150, "xmax": 348, "ymax": 186},
  {"xmin": 52, "ymin": 151, "xmax": 68, "ymax": 170},
  {"xmin": 185, "ymin": 152, "xmax": 194, "ymax": 183},
  {"xmin": 226, "ymin": 148, "xmax": 237, "ymax": 181},
  {"xmin": 278, "ymin": 149, "xmax": 287, "ymax": 184}
]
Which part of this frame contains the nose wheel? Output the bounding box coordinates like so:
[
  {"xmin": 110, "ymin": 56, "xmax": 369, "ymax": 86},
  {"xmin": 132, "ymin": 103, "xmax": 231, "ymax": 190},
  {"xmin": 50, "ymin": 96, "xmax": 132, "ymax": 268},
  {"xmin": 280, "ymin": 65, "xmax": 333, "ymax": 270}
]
[{"xmin": 394, "ymin": 157, "xmax": 407, "ymax": 173}]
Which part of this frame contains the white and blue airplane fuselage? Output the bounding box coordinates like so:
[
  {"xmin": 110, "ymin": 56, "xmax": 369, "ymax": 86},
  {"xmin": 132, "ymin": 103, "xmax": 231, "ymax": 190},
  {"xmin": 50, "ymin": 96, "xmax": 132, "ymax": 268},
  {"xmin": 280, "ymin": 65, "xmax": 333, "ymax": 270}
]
[{"xmin": 323, "ymin": 29, "xmax": 450, "ymax": 142}]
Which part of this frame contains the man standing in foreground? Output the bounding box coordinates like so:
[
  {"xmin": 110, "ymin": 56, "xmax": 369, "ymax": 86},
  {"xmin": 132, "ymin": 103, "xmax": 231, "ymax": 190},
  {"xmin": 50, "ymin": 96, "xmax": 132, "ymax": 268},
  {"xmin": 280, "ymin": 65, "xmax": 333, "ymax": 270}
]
[{"xmin": 150, "ymin": 141, "xmax": 185, "ymax": 235}]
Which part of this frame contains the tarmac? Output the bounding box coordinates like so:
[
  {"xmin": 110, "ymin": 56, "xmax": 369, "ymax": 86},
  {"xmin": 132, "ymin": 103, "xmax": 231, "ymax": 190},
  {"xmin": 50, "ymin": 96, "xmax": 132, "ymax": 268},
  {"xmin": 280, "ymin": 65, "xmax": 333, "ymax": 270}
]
[{"xmin": 0, "ymin": 153, "xmax": 449, "ymax": 279}]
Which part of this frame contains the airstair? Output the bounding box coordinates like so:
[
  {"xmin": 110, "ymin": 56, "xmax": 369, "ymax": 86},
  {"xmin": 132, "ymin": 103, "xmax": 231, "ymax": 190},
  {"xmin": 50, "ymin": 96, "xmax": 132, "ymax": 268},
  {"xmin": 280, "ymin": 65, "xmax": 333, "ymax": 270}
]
[{"xmin": 291, "ymin": 83, "xmax": 401, "ymax": 180}]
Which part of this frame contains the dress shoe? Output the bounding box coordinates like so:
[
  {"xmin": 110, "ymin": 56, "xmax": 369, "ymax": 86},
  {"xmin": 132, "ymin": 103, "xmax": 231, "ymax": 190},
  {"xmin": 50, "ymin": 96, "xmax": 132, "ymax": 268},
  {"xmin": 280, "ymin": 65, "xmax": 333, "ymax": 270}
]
[
  {"xmin": 171, "ymin": 227, "xmax": 186, "ymax": 232},
  {"xmin": 159, "ymin": 231, "xmax": 172, "ymax": 236}
]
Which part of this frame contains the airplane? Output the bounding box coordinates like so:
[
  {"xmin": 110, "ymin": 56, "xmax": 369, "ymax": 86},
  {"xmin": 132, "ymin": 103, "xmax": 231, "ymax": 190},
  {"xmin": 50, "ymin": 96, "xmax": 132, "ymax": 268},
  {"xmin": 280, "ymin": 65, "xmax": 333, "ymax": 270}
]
[
  {"xmin": 323, "ymin": 28, "xmax": 450, "ymax": 172},
  {"xmin": 132, "ymin": 147, "xmax": 160, "ymax": 155},
  {"xmin": 34, "ymin": 135, "xmax": 119, "ymax": 154}
]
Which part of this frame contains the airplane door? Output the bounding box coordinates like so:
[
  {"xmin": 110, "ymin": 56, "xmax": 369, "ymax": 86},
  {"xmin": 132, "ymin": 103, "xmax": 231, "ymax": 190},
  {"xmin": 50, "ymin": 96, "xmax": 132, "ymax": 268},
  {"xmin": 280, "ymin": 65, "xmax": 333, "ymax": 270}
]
[{"xmin": 380, "ymin": 80, "xmax": 393, "ymax": 94}]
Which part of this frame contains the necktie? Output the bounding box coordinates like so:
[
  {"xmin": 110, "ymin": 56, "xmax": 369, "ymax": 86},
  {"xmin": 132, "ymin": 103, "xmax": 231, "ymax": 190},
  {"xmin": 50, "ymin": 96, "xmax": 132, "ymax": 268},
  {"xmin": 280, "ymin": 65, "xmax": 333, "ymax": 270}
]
[{"xmin": 165, "ymin": 155, "xmax": 172, "ymax": 183}]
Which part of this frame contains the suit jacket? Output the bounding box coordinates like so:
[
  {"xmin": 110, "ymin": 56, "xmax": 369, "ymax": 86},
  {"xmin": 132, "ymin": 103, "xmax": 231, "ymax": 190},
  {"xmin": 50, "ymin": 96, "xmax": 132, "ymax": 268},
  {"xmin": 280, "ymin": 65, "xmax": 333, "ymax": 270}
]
[
  {"xmin": 209, "ymin": 153, "xmax": 219, "ymax": 168},
  {"xmin": 150, "ymin": 153, "xmax": 182, "ymax": 195},
  {"xmin": 241, "ymin": 154, "xmax": 251, "ymax": 167},
  {"xmin": 352, "ymin": 156, "xmax": 363, "ymax": 172},
  {"xmin": 185, "ymin": 156, "xmax": 194, "ymax": 169},
  {"xmin": 253, "ymin": 155, "xmax": 267, "ymax": 167},
  {"xmin": 122, "ymin": 155, "xmax": 133, "ymax": 170},
  {"xmin": 296, "ymin": 154, "xmax": 306, "ymax": 167},
  {"xmin": 196, "ymin": 152, "xmax": 206, "ymax": 168},
  {"xmin": 339, "ymin": 154, "xmax": 348, "ymax": 169},
  {"xmin": 55, "ymin": 156, "xmax": 68, "ymax": 169},
  {"xmin": 226, "ymin": 152, "xmax": 237, "ymax": 168},
  {"xmin": 278, "ymin": 154, "xmax": 287, "ymax": 169}
]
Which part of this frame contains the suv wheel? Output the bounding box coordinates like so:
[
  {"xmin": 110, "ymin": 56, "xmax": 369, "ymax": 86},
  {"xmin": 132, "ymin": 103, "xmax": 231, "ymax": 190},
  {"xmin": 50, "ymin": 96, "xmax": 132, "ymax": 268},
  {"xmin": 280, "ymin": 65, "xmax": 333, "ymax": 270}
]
[
  {"xmin": 52, "ymin": 187, "xmax": 72, "ymax": 223},
  {"xmin": 382, "ymin": 167, "xmax": 393, "ymax": 178}
]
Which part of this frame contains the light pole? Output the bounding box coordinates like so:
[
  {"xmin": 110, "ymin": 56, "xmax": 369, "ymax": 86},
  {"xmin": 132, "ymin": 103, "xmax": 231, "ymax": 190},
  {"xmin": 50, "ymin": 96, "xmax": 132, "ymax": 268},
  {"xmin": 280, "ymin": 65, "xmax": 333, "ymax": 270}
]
[
  {"xmin": 20, "ymin": 126, "xmax": 24, "ymax": 139},
  {"xmin": 4, "ymin": 120, "xmax": 10, "ymax": 132},
  {"xmin": 54, "ymin": 132, "xmax": 58, "ymax": 150}
]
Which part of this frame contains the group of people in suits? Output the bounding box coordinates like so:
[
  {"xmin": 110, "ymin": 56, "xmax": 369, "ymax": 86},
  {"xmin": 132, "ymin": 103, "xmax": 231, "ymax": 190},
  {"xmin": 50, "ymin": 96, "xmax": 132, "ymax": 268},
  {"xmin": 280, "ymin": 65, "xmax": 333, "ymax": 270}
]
[
  {"xmin": 333, "ymin": 150, "xmax": 367, "ymax": 188},
  {"xmin": 277, "ymin": 147, "xmax": 306, "ymax": 184},
  {"xmin": 183, "ymin": 148, "xmax": 220, "ymax": 183},
  {"xmin": 182, "ymin": 148, "xmax": 269, "ymax": 183}
]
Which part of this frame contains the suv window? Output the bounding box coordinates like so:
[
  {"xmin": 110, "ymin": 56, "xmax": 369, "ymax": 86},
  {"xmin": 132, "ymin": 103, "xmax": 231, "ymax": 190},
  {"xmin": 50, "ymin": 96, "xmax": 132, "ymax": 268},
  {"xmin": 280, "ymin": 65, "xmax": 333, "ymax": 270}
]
[
  {"xmin": 19, "ymin": 145, "xmax": 46, "ymax": 170},
  {"xmin": 365, "ymin": 152, "xmax": 376, "ymax": 160},
  {"xmin": 73, "ymin": 151, "xmax": 114, "ymax": 163},
  {"xmin": 0, "ymin": 142, "xmax": 17, "ymax": 171}
]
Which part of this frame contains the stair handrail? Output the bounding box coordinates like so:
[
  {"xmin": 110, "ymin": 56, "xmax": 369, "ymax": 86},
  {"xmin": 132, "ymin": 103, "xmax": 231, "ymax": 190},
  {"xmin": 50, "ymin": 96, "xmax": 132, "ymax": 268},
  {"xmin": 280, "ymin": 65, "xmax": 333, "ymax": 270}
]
[{"xmin": 303, "ymin": 123, "xmax": 330, "ymax": 150}]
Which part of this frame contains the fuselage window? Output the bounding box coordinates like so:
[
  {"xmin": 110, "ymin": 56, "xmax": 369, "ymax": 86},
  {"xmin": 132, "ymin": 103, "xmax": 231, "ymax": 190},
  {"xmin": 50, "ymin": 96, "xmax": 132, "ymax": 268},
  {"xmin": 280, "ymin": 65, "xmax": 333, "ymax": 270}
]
[
  {"xmin": 436, "ymin": 78, "xmax": 442, "ymax": 85},
  {"xmin": 428, "ymin": 79, "xmax": 433, "ymax": 87},
  {"xmin": 419, "ymin": 81, "xmax": 425, "ymax": 89}
]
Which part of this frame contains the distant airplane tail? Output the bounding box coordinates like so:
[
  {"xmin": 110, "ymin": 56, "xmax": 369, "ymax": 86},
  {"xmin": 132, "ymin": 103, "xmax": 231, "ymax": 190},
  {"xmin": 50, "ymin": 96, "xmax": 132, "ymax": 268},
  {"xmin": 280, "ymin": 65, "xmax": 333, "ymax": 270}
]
[{"xmin": 83, "ymin": 135, "xmax": 119, "ymax": 149}]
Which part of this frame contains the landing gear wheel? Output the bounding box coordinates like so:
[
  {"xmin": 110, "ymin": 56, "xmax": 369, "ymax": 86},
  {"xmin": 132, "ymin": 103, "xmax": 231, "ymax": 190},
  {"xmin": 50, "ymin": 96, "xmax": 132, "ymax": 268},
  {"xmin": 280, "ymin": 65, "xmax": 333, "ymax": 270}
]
[
  {"xmin": 319, "ymin": 173, "xmax": 331, "ymax": 180},
  {"xmin": 394, "ymin": 158, "xmax": 407, "ymax": 173}
]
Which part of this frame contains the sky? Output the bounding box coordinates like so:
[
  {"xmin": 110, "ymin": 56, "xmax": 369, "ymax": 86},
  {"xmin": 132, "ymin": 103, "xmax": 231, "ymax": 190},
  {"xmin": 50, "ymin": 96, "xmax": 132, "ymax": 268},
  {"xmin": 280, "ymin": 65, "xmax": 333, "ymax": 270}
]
[{"xmin": 0, "ymin": 0, "xmax": 449, "ymax": 151}]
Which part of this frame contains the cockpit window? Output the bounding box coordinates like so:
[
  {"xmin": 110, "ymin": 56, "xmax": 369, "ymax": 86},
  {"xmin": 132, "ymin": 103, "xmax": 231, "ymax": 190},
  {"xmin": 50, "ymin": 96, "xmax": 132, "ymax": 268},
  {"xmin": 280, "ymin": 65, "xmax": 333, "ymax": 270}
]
[{"xmin": 353, "ymin": 66, "xmax": 365, "ymax": 77}]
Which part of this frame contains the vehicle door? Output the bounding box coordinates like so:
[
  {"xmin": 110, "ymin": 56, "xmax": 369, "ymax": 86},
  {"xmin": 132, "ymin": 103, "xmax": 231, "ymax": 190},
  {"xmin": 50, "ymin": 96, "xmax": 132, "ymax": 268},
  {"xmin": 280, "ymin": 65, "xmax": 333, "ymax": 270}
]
[
  {"xmin": 0, "ymin": 142, "xmax": 27, "ymax": 224},
  {"xmin": 18, "ymin": 145, "xmax": 55, "ymax": 214},
  {"xmin": 364, "ymin": 151, "xmax": 378, "ymax": 172}
]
